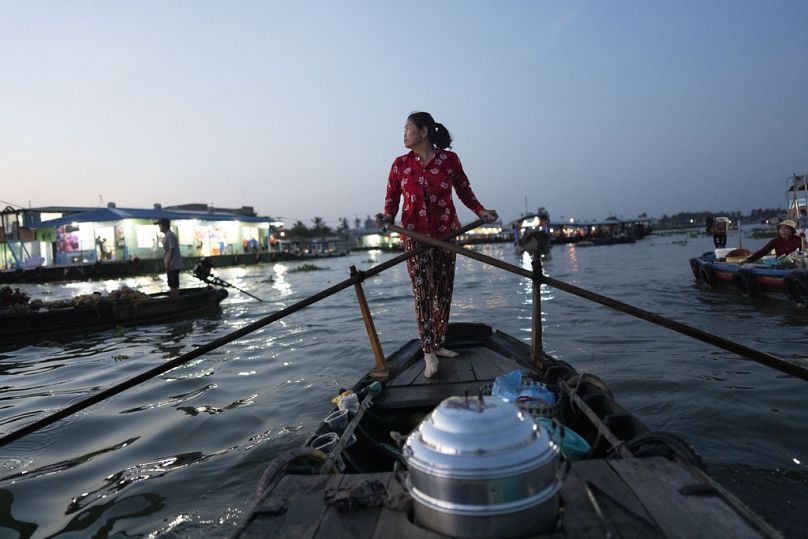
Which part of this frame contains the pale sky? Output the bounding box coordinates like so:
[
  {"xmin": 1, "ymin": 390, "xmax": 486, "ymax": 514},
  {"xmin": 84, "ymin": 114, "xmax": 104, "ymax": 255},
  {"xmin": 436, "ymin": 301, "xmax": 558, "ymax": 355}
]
[{"xmin": 2, "ymin": 1, "xmax": 807, "ymax": 227}]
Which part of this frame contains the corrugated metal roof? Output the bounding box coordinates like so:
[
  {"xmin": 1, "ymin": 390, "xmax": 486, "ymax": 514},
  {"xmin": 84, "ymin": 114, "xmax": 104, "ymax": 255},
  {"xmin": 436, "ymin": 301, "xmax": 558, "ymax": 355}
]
[{"xmin": 37, "ymin": 207, "xmax": 273, "ymax": 228}]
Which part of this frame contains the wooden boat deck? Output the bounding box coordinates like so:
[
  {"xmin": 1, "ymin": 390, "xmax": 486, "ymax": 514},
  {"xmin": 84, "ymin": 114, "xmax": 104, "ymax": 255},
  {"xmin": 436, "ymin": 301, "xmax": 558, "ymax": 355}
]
[
  {"xmin": 238, "ymin": 456, "xmax": 762, "ymax": 538},
  {"xmin": 376, "ymin": 339, "xmax": 538, "ymax": 410}
]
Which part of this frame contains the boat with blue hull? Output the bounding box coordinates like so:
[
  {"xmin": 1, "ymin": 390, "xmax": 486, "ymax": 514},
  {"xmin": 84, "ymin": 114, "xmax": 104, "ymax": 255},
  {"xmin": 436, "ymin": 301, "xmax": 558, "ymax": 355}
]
[
  {"xmin": 691, "ymin": 172, "xmax": 808, "ymax": 304},
  {"xmin": 690, "ymin": 251, "xmax": 808, "ymax": 303}
]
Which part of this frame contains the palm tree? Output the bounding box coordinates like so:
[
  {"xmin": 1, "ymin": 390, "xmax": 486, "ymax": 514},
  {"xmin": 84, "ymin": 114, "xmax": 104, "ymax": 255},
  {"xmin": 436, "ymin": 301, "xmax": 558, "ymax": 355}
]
[{"xmin": 291, "ymin": 220, "xmax": 309, "ymax": 237}]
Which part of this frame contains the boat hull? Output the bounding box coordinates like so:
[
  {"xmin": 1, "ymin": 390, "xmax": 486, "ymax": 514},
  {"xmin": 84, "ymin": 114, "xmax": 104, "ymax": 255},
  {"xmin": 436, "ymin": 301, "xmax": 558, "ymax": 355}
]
[
  {"xmin": 0, "ymin": 287, "xmax": 227, "ymax": 343},
  {"xmin": 690, "ymin": 253, "xmax": 808, "ymax": 303}
]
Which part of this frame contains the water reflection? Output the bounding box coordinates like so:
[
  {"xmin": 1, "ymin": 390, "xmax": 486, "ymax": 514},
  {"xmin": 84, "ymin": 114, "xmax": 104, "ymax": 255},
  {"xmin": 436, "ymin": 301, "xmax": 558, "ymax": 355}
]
[
  {"xmin": 119, "ymin": 384, "xmax": 218, "ymax": 414},
  {"xmin": 65, "ymin": 450, "xmax": 223, "ymax": 515},
  {"xmin": 0, "ymin": 437, "xmax": 139, "ymax": 482},
  {"xmin": 0, "ymin": 489, "xmax": 37, "ymax": 537},
  {"xmin": 59, "ymin": 492, "xmax": 165, "ymax": 536},
  {"xmin": 177, "ymin": 393, "xmax": 257, "ymax": 416},
  {"xmin": 271, "ymin": 265, "xmax": 292, "ymax": 296}
]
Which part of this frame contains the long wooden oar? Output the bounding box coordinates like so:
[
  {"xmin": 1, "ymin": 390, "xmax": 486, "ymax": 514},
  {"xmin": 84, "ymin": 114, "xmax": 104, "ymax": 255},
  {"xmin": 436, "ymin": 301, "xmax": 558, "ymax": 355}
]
[
  {"xmin": 388, "ymin": 223, "xmax": 808, "ymax": 382},
  {"xmin": 0, "ymin": 221, "xmax": 484, "ymax": 448}
]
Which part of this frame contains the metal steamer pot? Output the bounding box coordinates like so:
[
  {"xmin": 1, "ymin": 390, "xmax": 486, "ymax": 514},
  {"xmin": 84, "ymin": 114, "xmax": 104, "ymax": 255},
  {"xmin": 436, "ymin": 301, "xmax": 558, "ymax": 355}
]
[{"xmin": 403, "ymin": 395, "xmax": 560, "ymax": 538}]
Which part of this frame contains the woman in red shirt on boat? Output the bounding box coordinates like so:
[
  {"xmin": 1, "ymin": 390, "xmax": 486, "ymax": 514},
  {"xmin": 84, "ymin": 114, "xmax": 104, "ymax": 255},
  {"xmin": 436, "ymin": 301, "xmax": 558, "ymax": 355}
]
[
  {"xmin": 377, "ymin": 112, "xmax": 498, "ymax": 378},
  {"xmin": 742, "ymin": 219, "xmax": 804, "ymax": 264}
]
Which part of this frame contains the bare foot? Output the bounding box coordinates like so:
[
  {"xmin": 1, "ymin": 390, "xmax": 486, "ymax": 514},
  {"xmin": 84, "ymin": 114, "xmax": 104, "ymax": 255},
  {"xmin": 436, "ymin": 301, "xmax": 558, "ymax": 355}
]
[
  {"xmin": 435, "ymin": 347, "xmax": 458, "ymax": 358},
  {"xmin": 424, "ymin": 353, "xmax": 439, "ymax": 378}
]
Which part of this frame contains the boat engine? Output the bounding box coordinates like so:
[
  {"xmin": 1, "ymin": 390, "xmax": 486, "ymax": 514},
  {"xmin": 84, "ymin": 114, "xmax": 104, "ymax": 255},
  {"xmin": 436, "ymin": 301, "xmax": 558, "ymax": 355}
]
[
  {"xmin": 192, "ymin": 258, "xmax": 214, "ymax": 281},
  {"xmin": 403, "ymin": 394, "xmax": 560, "ymax": 538}
]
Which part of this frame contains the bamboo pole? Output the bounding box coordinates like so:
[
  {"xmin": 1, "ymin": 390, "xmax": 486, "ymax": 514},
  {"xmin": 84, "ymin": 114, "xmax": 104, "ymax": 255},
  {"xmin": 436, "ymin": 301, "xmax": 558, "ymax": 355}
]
[
  {"xmin": 531, "ymin": 245, "xmax": 543, "ymax": 366},
  {"xmin": 351, "ymin": 265, "xmax": 388, "ymax": 379}
]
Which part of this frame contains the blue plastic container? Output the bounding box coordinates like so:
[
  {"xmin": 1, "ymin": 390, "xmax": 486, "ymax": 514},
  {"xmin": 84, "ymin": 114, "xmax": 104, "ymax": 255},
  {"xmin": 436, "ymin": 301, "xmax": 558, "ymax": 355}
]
[{"xmin": 536, "ymin": 418, "xmax": 590, "ymax": 460}]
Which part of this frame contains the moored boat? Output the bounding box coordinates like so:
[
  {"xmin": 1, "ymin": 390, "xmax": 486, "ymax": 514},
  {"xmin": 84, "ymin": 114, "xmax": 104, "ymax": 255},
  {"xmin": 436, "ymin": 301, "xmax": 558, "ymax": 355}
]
[{"xmin": 0, "ymin": 286, "xmax": 228, "ymax": 344}]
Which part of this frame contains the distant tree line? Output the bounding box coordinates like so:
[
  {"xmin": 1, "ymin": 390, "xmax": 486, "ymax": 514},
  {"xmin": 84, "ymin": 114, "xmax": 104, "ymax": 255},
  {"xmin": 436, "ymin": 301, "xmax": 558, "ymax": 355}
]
[
  {"xmin": 656, "ymin": 208, "xmax": 782, "ymax": 229},
  {"xmin": 286, "ymin": 208, "xmax": 784, "ymax": 236},
  {"xmin": 286, "ymin": 216, "xmax": 369, "ymax": 238}
]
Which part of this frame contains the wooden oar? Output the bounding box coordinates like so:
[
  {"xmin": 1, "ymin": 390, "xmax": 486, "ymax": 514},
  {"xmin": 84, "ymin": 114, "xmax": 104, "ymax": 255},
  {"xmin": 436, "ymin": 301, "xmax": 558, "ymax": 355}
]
[
  {"xmin": 0, "ymin": 220, "xmax": 483, "ymax": 448},
  {"xmin": 387, "ymin": 223, "xmax": 808, "ymax": 383}
]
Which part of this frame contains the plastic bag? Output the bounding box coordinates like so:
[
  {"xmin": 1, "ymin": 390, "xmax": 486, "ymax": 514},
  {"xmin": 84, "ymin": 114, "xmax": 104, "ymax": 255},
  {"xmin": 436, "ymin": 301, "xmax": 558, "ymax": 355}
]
[
  {"xmin": 491, "ymin": 370, "xmax": 523, "ymax": 403},
  {"xmin": 492, "ymin": 369, "xmax": 556, "ymax": 406}
]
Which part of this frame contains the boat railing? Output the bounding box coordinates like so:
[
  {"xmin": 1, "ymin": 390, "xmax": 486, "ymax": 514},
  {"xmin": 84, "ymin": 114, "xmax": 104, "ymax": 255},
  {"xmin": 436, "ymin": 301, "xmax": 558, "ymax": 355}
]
[{"xmin": 1, "ymin": 218, "xmax": 807, "ymax": 448}]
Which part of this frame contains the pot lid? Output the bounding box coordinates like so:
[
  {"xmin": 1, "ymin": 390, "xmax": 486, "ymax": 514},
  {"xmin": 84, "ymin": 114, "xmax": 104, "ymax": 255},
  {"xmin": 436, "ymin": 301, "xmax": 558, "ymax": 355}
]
[{"xmin": 405, "ymin": 395, "xmax": 556, "ymax": 475}]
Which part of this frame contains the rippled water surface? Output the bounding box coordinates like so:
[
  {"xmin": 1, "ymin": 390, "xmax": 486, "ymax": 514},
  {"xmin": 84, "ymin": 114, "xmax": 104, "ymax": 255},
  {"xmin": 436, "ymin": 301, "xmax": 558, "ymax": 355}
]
[{"xmin": 1, "ymin": 235, "xmax": 807, "ymax": 537}]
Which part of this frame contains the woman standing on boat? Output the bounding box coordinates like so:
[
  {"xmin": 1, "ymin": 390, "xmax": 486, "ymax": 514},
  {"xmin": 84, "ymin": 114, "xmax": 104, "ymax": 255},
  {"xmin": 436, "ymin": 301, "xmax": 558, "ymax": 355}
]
[
  {"xmin": 742, "ymin": 219, "xmax": 804, "ymax": 264},
  {"xmin": 377, "ymin": 111, "xmax": 498, "ymax": 378}
]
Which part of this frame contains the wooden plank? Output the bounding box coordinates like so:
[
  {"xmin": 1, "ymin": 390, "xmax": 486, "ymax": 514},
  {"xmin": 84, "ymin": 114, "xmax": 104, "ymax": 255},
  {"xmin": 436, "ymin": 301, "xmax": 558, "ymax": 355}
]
[
  {"xmin": 476, "ymin": 346, "xmax": 526, "ymax": 374},
  {"xmin": 440, "ymin": 353, "xmax": 476, "ymax": 383},
  {"xmin": 388, "ymin": 356, "xmax": 426, "ymax": 387},
  {"xmin": 313, "ymin": 473, "xmax": 389, "ymax": 539},
  {"xmin": 608, "ymin": 458, "xmax": 763, "ymax": 539},
  {"xmin": 465, "ymin": 347, "xmax": 508, "ymax": 381},
  {"xmin": 384, "ymin": 340, "xmax": 423, "ymax": 383},
  {"xmin": 560, "ymin": 460, "xmax": 663, "ymax": 538},
  {"xmin": 376, "ymin": 381, "xmax": 488, "ymax": 410},
  {"xmin": 238, "ymin": 474, "xmax": 343, "ymax": 539}
]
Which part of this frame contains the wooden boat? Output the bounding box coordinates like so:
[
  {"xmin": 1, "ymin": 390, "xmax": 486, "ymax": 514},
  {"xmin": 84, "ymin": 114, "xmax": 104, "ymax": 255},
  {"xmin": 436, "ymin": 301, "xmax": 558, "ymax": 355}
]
[
  {"xmin": 690, "ymin": 251, "xmax": 808, "ymax": 304},
  {"xmin": 0, "ymin": 286, "xmax": 227, "ymax": 343},
  {"xmin": 227, "ymin": 222, "xmax": 793, "ymax": 538},
  {"xmin": 234, "ymin": 322, "xmax": 778, "ymax": 538},
  {"xmin": 691, "ymin": 173, "xmax": 808, "ymax": 303}
]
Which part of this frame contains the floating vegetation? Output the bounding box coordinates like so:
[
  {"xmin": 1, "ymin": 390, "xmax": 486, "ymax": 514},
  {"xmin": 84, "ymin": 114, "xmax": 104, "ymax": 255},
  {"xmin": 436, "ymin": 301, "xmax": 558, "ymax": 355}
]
[{"xmin": 290, "ymin": 264, "xmax": 328, "ymax": 273}]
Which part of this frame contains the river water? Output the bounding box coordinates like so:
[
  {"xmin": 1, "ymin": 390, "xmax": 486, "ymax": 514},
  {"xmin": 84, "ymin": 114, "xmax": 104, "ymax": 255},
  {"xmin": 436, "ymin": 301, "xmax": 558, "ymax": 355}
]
[{"xmin": 1, "ymin": 233, "xmax": 806, "ymax": 538}]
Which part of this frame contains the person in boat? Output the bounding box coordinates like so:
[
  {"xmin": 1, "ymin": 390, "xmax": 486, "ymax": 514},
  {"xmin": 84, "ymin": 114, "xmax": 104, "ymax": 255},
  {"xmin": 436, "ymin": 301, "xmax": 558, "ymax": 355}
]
[
  {"xmin": 377, "ymin": 111, "xmax": 498, "ymax": 378},
  {"xmin": 155, "ymin": 218, "xmax": 184, "ymax": 297},
  {"xmin": 742, "ymin": 219, "xmax": 804, "ymax": 264}
]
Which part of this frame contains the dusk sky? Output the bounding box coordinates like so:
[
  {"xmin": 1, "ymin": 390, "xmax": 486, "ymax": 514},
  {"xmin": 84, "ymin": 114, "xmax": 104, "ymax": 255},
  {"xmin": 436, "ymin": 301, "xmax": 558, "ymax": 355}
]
[{"xmin": 2, "ymin": 1, "xmax": 807, "ymax": 227}]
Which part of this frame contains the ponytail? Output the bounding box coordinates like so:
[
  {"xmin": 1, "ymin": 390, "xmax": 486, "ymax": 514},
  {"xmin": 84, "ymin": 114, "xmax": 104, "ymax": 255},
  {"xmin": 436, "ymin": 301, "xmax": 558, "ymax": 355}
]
[{"xmin": 407, "ymin": 111, "xmax": 453, "ymax": 149}]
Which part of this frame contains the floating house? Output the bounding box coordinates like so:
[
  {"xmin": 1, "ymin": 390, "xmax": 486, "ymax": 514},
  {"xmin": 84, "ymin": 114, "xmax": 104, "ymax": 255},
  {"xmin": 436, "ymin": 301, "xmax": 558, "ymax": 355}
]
[{"xmin": 1, "ymin": 203, "xmax": 280, "ymax": 271}]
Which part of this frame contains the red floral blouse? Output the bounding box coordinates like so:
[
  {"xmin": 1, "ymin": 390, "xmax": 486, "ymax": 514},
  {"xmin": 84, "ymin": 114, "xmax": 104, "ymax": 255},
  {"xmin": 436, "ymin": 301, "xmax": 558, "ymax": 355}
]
[{"xmin": 384, "ymin": 149, "xmax": 485, "ymax": 236}]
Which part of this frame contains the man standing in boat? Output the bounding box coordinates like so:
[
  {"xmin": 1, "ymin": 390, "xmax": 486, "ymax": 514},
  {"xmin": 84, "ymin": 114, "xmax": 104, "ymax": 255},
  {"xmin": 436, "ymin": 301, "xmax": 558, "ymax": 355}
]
[
  {"xmin": 377, "ymin": 111, "xmax": 498, "ymax": 378},
  {"xmin": 155, "ymin": 218, "xmax": 184, "ymax": 297},
  {"xmin": 742, "ymin": 219, "xmax": 804, "ymax": 264}
]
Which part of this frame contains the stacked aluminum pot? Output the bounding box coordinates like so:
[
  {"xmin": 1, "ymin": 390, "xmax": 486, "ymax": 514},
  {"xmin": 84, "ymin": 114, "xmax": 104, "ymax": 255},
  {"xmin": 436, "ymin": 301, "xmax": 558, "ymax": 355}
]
[{"xmin": 403, "ymin": 395, "xmax": 560, "ymax": 538}]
